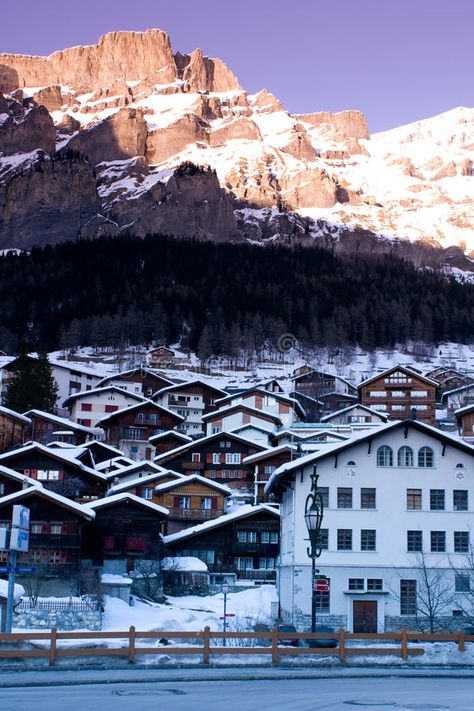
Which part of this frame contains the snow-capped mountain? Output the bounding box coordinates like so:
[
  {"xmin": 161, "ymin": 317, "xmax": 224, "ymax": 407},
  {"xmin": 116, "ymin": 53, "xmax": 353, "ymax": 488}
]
[{"xmin": 0, "ymin": 29, "xmax": 473, "ymax": 264}]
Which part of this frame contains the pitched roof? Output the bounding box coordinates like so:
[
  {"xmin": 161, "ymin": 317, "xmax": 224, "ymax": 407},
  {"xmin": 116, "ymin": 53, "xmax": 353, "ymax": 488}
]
[
  {"xmin": 243, "ymin": 445, "xmax": 297, "ymax": 465},
  {"xmin": 107, "ymin": 469, "xmax": 184, "ymax": 495},
  {"xmin": 25, "ymin": 409, "xmax": 98, "ymax": 434},
  {"xmin": 201, "ymin": 403, "xmax": 282, "ymax": 425},
  {"xmin": 94, "ymin": 399, "xmax": 183, "ymax": 426},
  {"xmin": 0, "ymin": 442, "xmax": 107, "ymax": 481},
  {"xmin": 0, "ymin": 486, "xmax": 95, "ymax": 519},
  {"xmin": 291, "ymin": 368, "xmax": 356, "ymax": 390},
  {"xmin": 154, "ymin": 431, "xmax": 265, "ymax": 464},
  {"xmin": 441, "ymin": 382, "xmax": 474, "ymax": 401},
  {"xmin": 148, "ymin": 430, "xmax": 192, "ymax": 445},
  {"xmin": 88, "ymin": 492, "xmax": 169, "ymax": 516},
  {"xmin": 163, "ymin": 504, "xmax": 280, "ymax": 544},
  {"xmin": 96, "ymin": 368, "xmax": 174, "ymax": 388},
  {"xmin": 320, "ymin": 403, "xmax": 389, "ymax": 422},
  {"xmin": 154, "ymin": 474, "xmax": 232, "ymax": 496},
  {"xmin": 265, "ymin": 419, "xmax": 474, "ymax": 495},
  {"xmin": 214, "ymin": 388, "xmax": 305, "ymax": 416},
  {"xmin": 153, "ymin": 379, "xmax": 227, "ymax": 399},
  {"xmin": 103, "ymin": 460, "xmax": 167, "ymax": 480},
  {"xmin": 0, "ymin": 406, "xmax": 31, "ymax": 425},
  {"xmin": 358, "ymin": 365, "xmax": 439, "ymax": 389},
  {"xmin": 62, "ymin": 385, "xmax": 146, "ymax": 408}
]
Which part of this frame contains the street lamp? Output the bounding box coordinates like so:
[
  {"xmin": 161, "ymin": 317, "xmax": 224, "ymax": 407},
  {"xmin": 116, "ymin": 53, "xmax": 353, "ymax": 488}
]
[
  {"xmin": 222, "ymin": 582, "xmax": 230, "ymax": 646},
  {"xmin": 304, "ymin": 466, "xmax": 324, "ymax": 633}
]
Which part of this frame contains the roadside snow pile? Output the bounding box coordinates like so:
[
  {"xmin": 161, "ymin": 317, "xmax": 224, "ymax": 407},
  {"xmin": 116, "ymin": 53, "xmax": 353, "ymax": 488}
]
[{"xmin": 0, "ymin": 578, "xmax": 24, "ymax": 600}]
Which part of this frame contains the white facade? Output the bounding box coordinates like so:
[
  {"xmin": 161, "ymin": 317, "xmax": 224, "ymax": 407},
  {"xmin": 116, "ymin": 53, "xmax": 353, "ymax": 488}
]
[
  {"xmin": 271, "ymin": 422, "xmax": 474, "ymax": 632},
  {"xmin": 203, "ymin": 406, "xmax": 280, "ymax": 437},
  {"xmin": 65, "ymin": 388, "xmax": 145, "ymax": 428},
  {"xmin": 216, "ymin": 391, "xmax": 302, "ymax": 428}
]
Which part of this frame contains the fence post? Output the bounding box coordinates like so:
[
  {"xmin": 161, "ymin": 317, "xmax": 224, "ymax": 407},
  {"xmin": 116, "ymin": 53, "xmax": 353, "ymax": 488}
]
[
  {"xmin": 400, "ymin": 629, "xmax": 408, "ymax": 661},
  {"xmin": 49, "ymin": 627, "xmax": 57, "ymax": 667},
  {"xmin": 128, "ymin": 625, "xmax": 136, "ymax": 663},
  {"xmin": 458, "ymin": 630, "xmax": 465, "ymax": 653},
  {"xmin": 271, "ymin": 627, "xmax": 280, "ymax": 665},
  {"xmin": 203, "ymin": 625, "xmax": 210, "ymax": 665},
  {"xmin": 338, "ymin": 628, "xmax": 346, "ymax": 663}
]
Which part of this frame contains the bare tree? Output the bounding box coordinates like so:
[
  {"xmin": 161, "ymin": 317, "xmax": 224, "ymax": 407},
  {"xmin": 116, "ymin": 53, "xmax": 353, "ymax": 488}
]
[{"xmin": 449, "ymin": 544, "xmax": 474, "ymax": 623}]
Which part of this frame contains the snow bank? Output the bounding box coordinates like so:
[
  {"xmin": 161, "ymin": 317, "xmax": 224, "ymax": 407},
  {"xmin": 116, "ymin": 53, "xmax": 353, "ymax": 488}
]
[
  {"xmin": 161, "ymin": 556, "xmax": 208, "ymax": 572},
  {"xmin": 0, "ymin": 578, "xmax": 24, "ymax": 600}
]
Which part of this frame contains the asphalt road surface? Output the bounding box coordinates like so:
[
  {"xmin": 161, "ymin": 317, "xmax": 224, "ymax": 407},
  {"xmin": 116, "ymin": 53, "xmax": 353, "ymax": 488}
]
[{"xmin": 1, "ymin": 678, "xmax": 474, "ymax": 711}]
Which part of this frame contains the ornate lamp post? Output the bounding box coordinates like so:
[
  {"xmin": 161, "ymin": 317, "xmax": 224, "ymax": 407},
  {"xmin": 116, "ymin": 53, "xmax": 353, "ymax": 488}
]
[{"xmin": 304, "ymin": 466, "xmax": 324, "ymax": 633}]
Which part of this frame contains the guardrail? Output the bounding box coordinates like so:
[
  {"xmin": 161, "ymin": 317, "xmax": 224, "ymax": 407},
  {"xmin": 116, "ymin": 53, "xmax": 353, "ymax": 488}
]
[{"xmin": 1, "ymin": 628, "xmax": 472, "ymax": 666}]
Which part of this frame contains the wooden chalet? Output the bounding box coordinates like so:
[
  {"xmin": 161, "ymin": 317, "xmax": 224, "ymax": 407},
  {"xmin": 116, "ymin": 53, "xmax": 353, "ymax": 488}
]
[
  {"xmin": 455, "ymin": 404, "xmax": 474, "ymax": 442},
  {"xmin": 154, "ymin": 432, "xmax": 265, "ymax": 493},
  {"xmin": 202, "ymin": 403, "xmax": 283, "ymax": 437},
  {"xmin": 96, "ymin": 368, "xmax": 175, "ymax": 399},
  {"xmin": 96, "ymin": 400, "xmax": 183, "ymax": 461},
  {"xmin": 0, "ymin": 406, "xmax": 30, "ymax": 453},
  {"xmin": 25, "ymin": 409, "xmax": 97, "ymax": 446},
  {"xmin": 0, "ymin": 464, "xmax": 39, "ymax": 498},
  {"xmin": 82, "ymin": 494, "xmax": 168, "ymax": 571},
  {"xmin": 153, "ymin": 380, "xmax": 226, "ymax": 436},
  {"xmin": 153, "ymin": 475, "xmax": 231, "ymax": 533},
  {"xmin": 442, "ymin": 383, "xmax": 474, "ymax": 415},
  {"xmin": 163, "ymin": 504, "xmax": 280, "ymax": 583},
  {"xmin": 149, "ymin": 430, "xmax": 192, "ymax": 457},
  {"xmin": 320, "ymin": 403, "xmax": 388, "ymax": 426},
  {"xmin": 358, "ymin": 365, "xmax": 437, "ymax": 425},
  {"xmin": 81, "ymin": 441, "xmax": 124, "ymax": 465},
  {"xmin": 426, "ymin": 367, "xmax": 474, "ymax": 401},
  {"xmin": 103, "ymin": 460, "xmax": 172, "ymax": 485},
  {"xmin": 0, "ymin": 487, "xmax": 94, "ymax": 584},
  {"xmin": 243, "ymin": 446, "xmax": 296, "ymax": 503},
  {"xmin": 107, "ymin": 469, "xmax": 184, "ymax": 499},
  {"xmin": 292, "ymin": 369, "xmax": 357, "ymax": 399},
  {"xmin": 0, "ymin": 443, "xmax": 107, "ymax": 503},
  {"xmin": 146, "ymin": 346, "xmax": 188, "ymax": 368}
]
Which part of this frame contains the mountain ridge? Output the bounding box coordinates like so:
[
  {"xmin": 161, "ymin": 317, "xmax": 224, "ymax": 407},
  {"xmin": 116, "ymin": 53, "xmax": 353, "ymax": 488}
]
[{"xmin": 0, "ymin": 29, "xmax": 472, "ymax": 268}]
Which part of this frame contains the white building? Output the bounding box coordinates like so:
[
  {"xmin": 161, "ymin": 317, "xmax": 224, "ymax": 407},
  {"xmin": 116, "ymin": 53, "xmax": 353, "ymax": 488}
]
[
  {"xmin": 266, "ymin": 420, "xmax": 474, "ymax": 632},
  {"xmin": 63, "ymin": 386, "xmax": 145, "ymax": 427},
  {"xmin": 214, "ymin": 388, "xmax": 305, "ymax": 429},
  {"xmin": 153, "ymin": 380, "xmax": 226, "ymax": 436}
]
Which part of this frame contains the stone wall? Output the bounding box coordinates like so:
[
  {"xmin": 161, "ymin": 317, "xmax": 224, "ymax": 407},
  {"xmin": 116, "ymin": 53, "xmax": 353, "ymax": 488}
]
[
  {"xmin": 14, "ymin": 608, "xmax": 102, "ymax": 631},
  {"xmin": 385, "ymin": 616, "xmax": 474, "ymax": 632},
  {"xmin": 286, "ymin": 610, "xmax": 347, "ymax": 631}
]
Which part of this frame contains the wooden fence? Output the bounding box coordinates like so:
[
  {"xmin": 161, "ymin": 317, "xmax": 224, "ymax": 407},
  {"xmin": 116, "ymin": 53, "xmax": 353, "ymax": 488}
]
[{"xmin": 0, "ymin": 628, "xmax": 472, "ymax": 666}]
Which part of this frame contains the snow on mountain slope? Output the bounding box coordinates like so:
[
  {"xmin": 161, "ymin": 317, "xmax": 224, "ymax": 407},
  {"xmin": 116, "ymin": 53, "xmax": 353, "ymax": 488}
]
[{"xmin": 0, "ymin": 30, "xmax": 472, "ymax": 256}]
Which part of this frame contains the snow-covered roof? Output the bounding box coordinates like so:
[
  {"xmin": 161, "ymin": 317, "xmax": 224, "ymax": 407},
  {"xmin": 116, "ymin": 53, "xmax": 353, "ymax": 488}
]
[
  {"xmin": 94, "ymin": 399, "xmax": 183, "ymax": 426},
  {"xmin": 291, "ymin": 368, "xmax": 356, "ymax": 390},
  {"xmin": 161, "ymin": 556, "xmax": 208, "ymax": 572},
  {"xmin": 0, "ymin": 463, "xmax": 42, "ymax": 487},
  {"xmin": 201, "ymin": 403, "xmax": 282, "ymax": 424},
  {"xmin": 148, "ymin": 430, "xmax": 192, "ymax": 444},
  {"xmin": 94, "ymin": 455, "xmax": 135, "ymax": 472},
  {"xmin": 154, "ymin": 431, "xmax": 265, "ymax": 464},
  {"xmin": 83, "ymin": 440, "xmax": 124, "ymax": 457},
  {"xmin": 358, "ymin": 364, "xmax": 439, "ymax": 389},
  {"xmin": 107, "ymin": 469, "xmax": 183, "ymax": 495},
  {"xmin": 97, "ymin": 368, "xmax": 174, "ymax": 388},
  {"xmin": 243, "ymin": 445, "xmax": 297, "ymax": 465},
  {"xmin": 62, "ymin": 385, "xmax": 146, "ymax": 408},
  {"xmin": 154, "ymin": 474, "xmax": 232, "ymax": 496},
  {"xmin": 0, "ymin": 406, "xmax": 31, "ymax": 424},
  {"xmin": 25, "ymin": 409, "xmax": 98, "ymax": 434},
  {"xmin": 87, "ymin": 492, "xmax": 169, "ymax": 516},
  {"xmin": 442, "ymin": 382, "xmax": 474, "ymax": 400},
  {"xmin": 0, "ymin": 442, "xmax": 107, "ymax": 481},
  {"xmin": 214, "ymin": 388, "xmax": 305, "ymax": 416},
  {"xmin": 163, "ymin": 504, "xmax": 280, "ymax": 544},
  {"xmin": 320, "ymin": 403, "xmax": 389, "ymax": 422},
  {"xmin": 454, "ymin": 403, "xmax": 474, "ymax": 417},
  {"xmin": 0, "ymin": 486, "xmax": 95, "ymax": 519},
  {"xmin": 265, "ymin": 418, "xmax": 474, "ymax": 495},
  {"xmin": 153, "ymin": 378, "xmax": 227, "ymax": 399},
  {"xmin": 104, "ymin": 460, "xmax": 165, "ymax": 478}
]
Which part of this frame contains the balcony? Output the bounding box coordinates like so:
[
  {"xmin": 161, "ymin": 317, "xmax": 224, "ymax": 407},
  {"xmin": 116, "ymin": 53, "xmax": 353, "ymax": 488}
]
[
  {"xmin": 237, "ymin": 569, "xmax": 276, "ymax": 582},
  {"xmin": 30, "ymin": 533, "xmax": 80, "ymax": 549},
  {"xmin": 168, "ymin": 507, "xmax": 222, "ymax": 520}
]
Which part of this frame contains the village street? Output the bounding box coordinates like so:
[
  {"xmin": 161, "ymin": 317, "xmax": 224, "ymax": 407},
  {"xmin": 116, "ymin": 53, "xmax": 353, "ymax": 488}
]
[{"xmin": 0, "ymin": 676, "xmax": 473, "ymax": 711}]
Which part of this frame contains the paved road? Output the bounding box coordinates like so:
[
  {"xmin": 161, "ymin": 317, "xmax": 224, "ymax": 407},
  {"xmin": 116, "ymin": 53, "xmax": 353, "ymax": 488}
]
[{"xmin": 1, "ymin": 677, "xmax": 473, "ymax": 711}]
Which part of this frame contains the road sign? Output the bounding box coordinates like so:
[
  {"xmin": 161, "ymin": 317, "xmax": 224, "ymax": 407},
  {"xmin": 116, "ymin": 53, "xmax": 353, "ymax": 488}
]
[
  {"xmin": 313, "ymin": 575, "xmax": 327, "ymax": 581},
  {"xmin": 12, "ymin": 505, "xmax": 30, "ymax": 530},
  {"xmin": 10, "ymin": 528, "xmax": 29, "ymax": 552},
  {"xmin": 0, "ymin": 527, "xmax": 7, "ymax": 550},
  {"xmin": 0, "ymin": 566, "xmax": 12, "ymax": 573},
  {"xmin": 14, "ymin": 566, "xmax": 37, "ymax": 574}
]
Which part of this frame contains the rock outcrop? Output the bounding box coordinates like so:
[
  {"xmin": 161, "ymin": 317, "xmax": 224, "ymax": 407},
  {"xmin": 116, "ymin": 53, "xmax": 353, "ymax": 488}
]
[
  {"xmin": 0, "ymin": 105, "xmax": 55, "ymax": 154},
  {"xmin": 176, "ymin": 48, "xmax": 241, "ymax": 93},
  {"xmin": 67, "ymin": 108, "xmax": 147, "ymax": 165},
  {"xmin": 146, "ymin": 114, "xmax": 209, "ymax": 164}
]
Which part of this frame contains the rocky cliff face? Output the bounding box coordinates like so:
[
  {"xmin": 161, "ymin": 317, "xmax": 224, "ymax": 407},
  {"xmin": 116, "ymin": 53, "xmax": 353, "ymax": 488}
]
[{"xmin": 0, "ymin": 29, "xmax": 473, "ymax": 269}]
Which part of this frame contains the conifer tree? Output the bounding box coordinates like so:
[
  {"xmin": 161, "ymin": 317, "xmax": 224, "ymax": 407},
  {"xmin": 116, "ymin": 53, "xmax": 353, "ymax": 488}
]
[{"xmin": 4, "ymin": 351, "xmax": 59, "ymax": 413}]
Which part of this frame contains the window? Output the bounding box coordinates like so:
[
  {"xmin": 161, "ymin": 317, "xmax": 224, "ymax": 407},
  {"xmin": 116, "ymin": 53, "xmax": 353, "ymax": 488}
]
[
  {"xmin": 237, "ymin": 530, "xmax": 257, "ymax": 543},
  {"xmin": 31, "ymin": 523, "xmax": 43, "ymax": 534},
  {"xmin": 212, "ymin": 453, "xmax": 220, "ymax": 464},
  {"xmin": 337, "ymin": 529, "xmax": 352, "ymax": 550},
  {"xmin": 81, "ymin": 403, "xmax": 92, "ymax": 411},
  {"xmin": 391, "ymin": 405, "xmax": 406, "ymax": 411},
  {"xmin": 209, "ymin": 470, "xmax": 217, "ymax": 479},
  {"xmin": 261, "ymin": 531, "xmax": 278, "ymax": 544},
  {"xmin": 315, "ymin": 578, "xmax": 330, "ymax": 613},
  {"xmin": 407, "ymin": 489, "xmax": 422, "ymax": 510},
  {"xmin": 411, "ymin": 391, "xmax": 427, "ymax": 398},
  {"xmin": 430, "ymin": 489, "xmax": 445, "ymax": 511},
  {"xmin": 319, "ymin": 487, "xmax": 329, "ymax": 508},
  {"xmin": 264, "ymin": 465, "xmax": 276, "ymax": 475},
  {"xmin": 234, "ymin": 556, "xmax": 253, "ymax": 570},
  {"xmin": 454, "ymin": 490, "xmax": 468, "ymax": 511},
  {"xmin": 178, "ymin": 496, "xmax": 190, "ymax": 510},
  {"xmin": 237, "ymin": 531, "xmax": 247, "ymax": 543},
  {"xmin": 141, "ymin": 488, "xmax": 153, "ymax": 500},
  {"xmin": 386, "ymin": 373, "xmax": 411, "ymax": 384},
  {"xmin": 400, "ymin": 579, "xmax": 417, "ymax": 615},
  {"xmin": 377, "ymin": 445, "xmax": 393, "ymax": 466},
  {"xmin": 319, "ymin": 529, "xmax": 328, "ymax": 550},
  {"xmin": 418, "ymin": 447, "xmax": 434, "ymax": 467},
  {"xmin": 361, "ymin": 529, "xmax": 376, "ymax": 551},
  {"xmin": 226, "ymin": 453, "xmax": 241, "ymax": 464},
  {"xmin": 50, "ymin": 524, "xmax": 62, "ymax": 535},
  {"xmin": 454, "ymin": 531, "xmax": 469, "ymax": 553},
  {"xmin": 348, "ymin": 578, "xmax": 364, "ymax": 591},
  {"xmin": 211, "ymin": 427, "xmax": 221, "ymax": 434},
  {"xmin": 455, "ymin": 574, "xmax": 470, "ymax": 593},
  {"xmin": 372, "ymin": 404, "xmax": 388, "ymax": 411},
  {"xmin": 391, "ymin": 390, "xmax": 406, "ymax": 398},
  {"xmin": 407, "ymin": 530, "xmax": 423, "ymax": 552},
  {"xmin": 337, "ymin": 487, "xmax": 352, "ymax": 509},
  {"xmin": 37, "ymin": 469, "xmax": 61, "ymax": 481},
  {"xmin": 191, "ymin": 453, "xmax": 201, "ymax": 463},
  {"xmin": 430, "ymin": 531, "xmax": 446, "ymax": 552},
  {"xmin": 398, "ymin": 446, "xmax": 413, "ymax": 467},
  {"xmin": 49, "ymin": 551, "xmax": 63, "ymax": 564},
  {"xmin": 361, "ymin": 488, "xmax": 376, "ymax": 509},
  {"xmin": 104, "ymin": 405, "xmax": 118, "ymax": 413},
  {"xmin": 201, "ymin": 497, "xmax": 212, "ymax": 510},
  {"xmin": 258, "ymin": 557, "xmax": 276, "ymax": 570},
  {"xmin": 270, "ymin": 531, "xmax": 279, "ymax": 544},
  {"xmin": 369, "ymin": 390, "xmax": 386, "ymax": 397},
  {"xmin": 367, "ymin": 579, "xmax": 383, "ymax": 591},
  {"xmin": 412, "ymin": 405, "xmax": 428, "ymax": 411}
]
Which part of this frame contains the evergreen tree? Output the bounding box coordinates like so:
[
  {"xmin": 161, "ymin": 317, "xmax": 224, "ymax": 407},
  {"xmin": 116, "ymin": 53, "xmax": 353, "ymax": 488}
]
[{"xmin": 4, "ymin": 351, "xmax": 59, "ymax": 413}]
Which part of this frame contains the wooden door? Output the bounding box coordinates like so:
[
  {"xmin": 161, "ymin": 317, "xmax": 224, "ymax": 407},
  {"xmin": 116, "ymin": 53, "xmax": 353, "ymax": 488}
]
[{"xmin": 353, "ymin": 600, "xmax": 377, "ymax": 632}]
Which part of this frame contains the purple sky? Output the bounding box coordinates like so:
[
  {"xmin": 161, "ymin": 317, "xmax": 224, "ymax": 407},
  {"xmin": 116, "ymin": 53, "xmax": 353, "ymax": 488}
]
[{"xmin": 1, "ymin": 0, "xmax": 472, "ymax": 132}]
